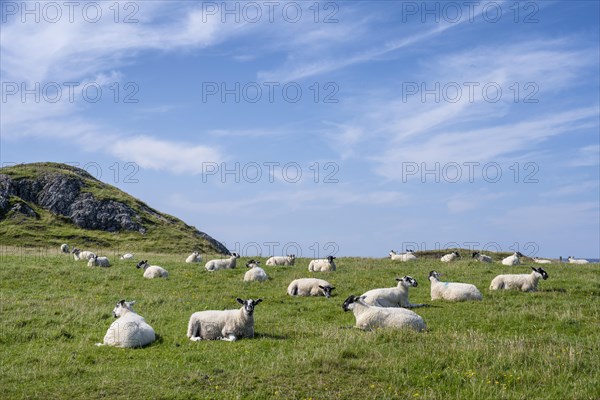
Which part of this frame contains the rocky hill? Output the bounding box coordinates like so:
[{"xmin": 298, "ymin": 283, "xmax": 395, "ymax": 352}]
[{"xmin": 0, "ymin": 162, "xmax": 229, "ymax": 254}]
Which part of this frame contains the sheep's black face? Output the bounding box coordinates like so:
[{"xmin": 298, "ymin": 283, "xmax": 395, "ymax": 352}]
[
  {"xmin": 319, "ymin": 285, "xmax": 335, "ymax": 298},
  {"xmin": 472, "ymin": 252, "xmax": 479, "ymax": 258},
  {"xmin": 237, "ymin": 298, "xmax": 262, "ymax": 315},
  {"xmin": 136, "ymin": 261, "xmax": 145, "ymax": 269},
  {"xmin": 342, "ymin": 295, "xmax": 357, "ymax": 311},
  {"xmin": 327, "ymin": 256, "xmax": 336, "ymax": 263},
  {"xmin": 429, "ymin": 271, "xmax": 440, "ymax": 279},
  {"xmin": 539, "ymin": 268, "xmax": 549, "ymax": 280},
  {"xmin": 405, "ymin": 276, "xmax": 418, "ymax": 287},
  {"xmin": 516, "ymin": 252, "xmax": 524, "ymax": 257}
]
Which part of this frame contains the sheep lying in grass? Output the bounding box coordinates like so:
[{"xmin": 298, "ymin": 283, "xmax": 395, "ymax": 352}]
[
  {"xmin": 60, "ymin": 244, "xmax": 70, "ymax": 254},
  {"xmin": 490, "ymin": 267, "xmax": 549, "ymax": 292},
  {"xmin": 472, "ymin": 252, "xmax": 492, "ymax": 263},
  {"xmin": 88, "ymin": 255, "xmax": 111, "ymax": 268},
  {"xmin": 287, "ymin": 278, "xmax": 335, "ymax": 298},
  {"xmin": 429, "ymin": 271, "xmax": 483, "ymax": 301},
  {"xmin": 342, "ymin": 295, "xmax": 426, "ymax": 332},
  {"xmin": 266, "ymin": 254, "xmax": 296, "ymax": 266},
  {"xmin": 187, "ymin": 298, "xmax": 263, "ymax": 341},
  {"xmin": 205, "ymin": 253, "xmax": 240, "ymax": 271},
  {"xmin": 533, "ymin": 257, "xmax": 551, "ymax": 264},
  {"xmin": 136, "ymin": 260, "xmax": 169, "ymax": 279},
  {"xmin": 440, "ymin": 251, "xmax": 461, "ymax": 262},
  {"xmin": 243, "ymin": 260, "xmax": 268, "ymax": 282},
  {"xmin": 186, "ymin": 251, "xmax": 202, "ymax": 263},
  {"xmin": 72, "ymin": 248, "xmax": 96, "ymax": 261},
  {"xmin": 567, "ymin": 256, "xmax": 589, "ymax": 265},
  {"xmin": 389, "ymin": 250, "xmax": 417, "ymax": 262},
  {"xmin": 96, "ymin": 300, "xmax": 155, "ymax": 348},
  {"xmin": 361, "ymin": 276, "xmax": 420, "ymax": 308},
  {"xmin": 502, "ymin": 252, "xmax": 523, "ymax": 266},
  {"xmin": 308, "ymin": 256, "xmax": 336, "ymax": 272},
  {"xmin": 120, "ymin": 253, "xmax": 134, "ymax": 260}
]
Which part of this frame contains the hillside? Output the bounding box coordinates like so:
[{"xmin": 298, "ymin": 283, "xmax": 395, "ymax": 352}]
[{"xmin": 0, "ymin": 162, "xmax": 229, "ymax": 254}]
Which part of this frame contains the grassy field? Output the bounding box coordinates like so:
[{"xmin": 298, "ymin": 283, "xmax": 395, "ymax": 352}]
[{"xmin": 1, "ymin": 249, "xmax": 599, "ymax": 399}]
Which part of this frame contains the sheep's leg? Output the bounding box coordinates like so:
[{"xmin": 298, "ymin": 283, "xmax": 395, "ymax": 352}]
[
  {"xmin": 221, "ymin": 334, "xmax": 237, "ymax": 342},
  {"xmin": 190, "ymin": 336, "xmax": 202, "ymax": 341},
  {"xmin": 95, "ymin": 342, "xmax": 106, "ymax": 346}
]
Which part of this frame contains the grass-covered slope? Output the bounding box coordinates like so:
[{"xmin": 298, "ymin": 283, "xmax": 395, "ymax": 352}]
[
  {"xmin": 0, "ymin": 252, "xmax": 598, "ymax": 399},
  {"xmin": 0, "ymin": 162, "xmax": 227, "ymax": 254}
]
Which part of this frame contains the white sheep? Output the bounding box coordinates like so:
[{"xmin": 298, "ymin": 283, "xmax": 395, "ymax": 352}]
[
  {"xmin": 187, "ymin": 298, "xmax": 262, "ymax": 341},
  {"xmin": 490, "ymin": 267, "xmax": 549, "ymax": 292},
  {"xmin": 342, "ymin": 295, "xmax": 426, "ymax": 332},
  {"xmin": 185, "ymin": 251, "xmax": 202, "ymax": 263},
  {"xmin": 389, "ymin": 250, "xmax": 417, "ymax": 262},
  {"xmin": 440, "ymin": 251, "xmax": 461, "ymax": 262},
  {"xmin": 287, "ymin": 278, "xmax": 335, "ymax": 298},
  {"xmin": 472, "ymin": 251, "xmax": 492, "ymax": 263},
  {"xmin": 120, "ymin": 253, "xmax": 134, "ymax": 260},
  {"xmin": 502, "ymin": 252, "xmax": 523, "ymax": 266},
  {"xmin": 72, "ymin": 248, "xmax": 96, "ymax": 261},
  {"xmin": 96, "ymin": 300, "xmax": 156, "ymax": 348},
  {"xmin": 308, "ymin": 255, "xmax": 336, "ymax": 272},
  {"xmin": 60, "ymin": 244, "xmax": 70, "ymax": 254},
  {"xmin": 567, "ymin": 256, "xmax": 589, "ymax": 265},
  {"xmin": 428, "ymin": 271, "xmax": 483, "ymax": 301},
  {"xmin": 533, "ymin": 257, "xmax": 552, "ymax": 264},
  {"xmin": 243, "ymin": 260, "xmax": 268, "ymax": 282},
  {"xmin": 205, "ymin": 253, "xmax": 240, "ymax": 271},
  {"xmin": 87, "ymin": 255, "xmax": 111, "ymax": 268},
  {"xmin": 361, "ymin": 276, "xmax": 420, "ymax": 308},
  {"xmin": 265, "ymin": 254, "xmax": 296, "ymax": 266},
  {"xmin": 136, "ymin": 260, "xmax": 169, "ymax": 279}
]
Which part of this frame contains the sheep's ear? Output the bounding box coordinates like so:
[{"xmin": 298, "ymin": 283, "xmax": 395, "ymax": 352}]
[
  {"xmin": 330, "ymin": 287, "xmax": 335, "ymax": 291},
  {"xmin": 129, "ymin": 300, "xmax": 136, "ymax": 306},
  {"xmin": 236, "ymin": 298, "xmax": 244, "ymax": 305},
  {"xmin": 118, "ymin": 299, "xmax": 126, "ymax": 305},
  {"xmin": 254, "ymin": 299, "xmax": 263, "ymax": 305},
  {"xmin": 395, "ymin": 277, "xmax": 402, "ymax": 282},
  {"xmin": 531, "ymin": 267, "xmax": 537, "ymax": 272}
]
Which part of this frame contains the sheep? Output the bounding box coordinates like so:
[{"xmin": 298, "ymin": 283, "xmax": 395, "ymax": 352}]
[
  {"xmin": 87, "ymin": 255, "xmax": 111, "ymax": 268},
  {"xmin": 440, "ymin": 251, "xmax": 461, "ymax": 262},
  {"xmin": 265, "ymin": 254, "xmax": 296, "ymax": 266},
  {"xmin": 502, "ymin": 252, "xmax": 523, "ymax": 266},
  {"xmin": 389, "ymin": 250, "xmax": 417, "ymax": 262},
  {"xmin": 361, "ymin": 276, "xmax": 420, "ymax": 308},
  {"xmin": 472, "ymin": 251, "xmax": 492, "ymax": 263},
  {"xmin": 428, "ymin": 271, "xmax": 483, "ymax": 301},
  {"xmin": 136, "ymin": 260, "xmax": 169, "ymax": 279},
  {"xmin": 287, "ymin": 278, "xmax": 335, "ymax": 298},
  {"xmin": 96, "ymin": 300, "xmax": 156, "ymax": 348},
  {"xmin": 342, "ymin": 295, "xmax": 426, "ymax": 332},
  {"xmin": 567, "ymin": 256, "xmax": 589, "ymax": 265},
  {"xmin": 204, "ymin": 253, "xmax": 240, "ymax": 271},
  {"xmin": 489, "ymin": 267, "xmax": 549, "ymax": 292},
  {"xmin": 120, "ymin": 253, "xmax": 134, "ymax": 260},
  {"xmin": 308, "ymin": 255, "xmax": 336, "ymax": 272},
  {"xmin": 533, "ymin": 257, "xmax": 552, "ymax": 264},
  {"xmin": 185, "ymin": 251, "xmax": 202, "ymax": 263},
  {"xmin": 60, "ymin": 244, "xmax": 69, "ymax": 254},
  {"xmin": 72, "ymin": 248, "xmax": 96, "ymax": 261},
  {"xmin": 187, "ymin": 298, "xmax": 262, "ymax": 341},
  {"xmin": 243, "ymin": 260, "xmax": 268, "ymax": 282}
]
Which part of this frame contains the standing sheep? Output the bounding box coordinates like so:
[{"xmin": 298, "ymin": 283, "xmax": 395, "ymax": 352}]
[
  {"xmin": 287, "ymin": 278, "xmax": 335, "ymax": 298},
  {"xmin": 96, "ymin": 300, "xmax": 156, "ymax": 348},
  {"xmin": 266, "ymin": 254, "xmax": 296, "ymax": 266},
  {"xmin": 567, "ymin": 256, "xmax": 589, "ymax": 265},
  {"xmin": 72, "ymin": 248, "xmax": 96, "ymax": 261},
  {"xmin": 243, "ymin": 260, "xmax": 268, "ymax": 282},
  {"xmin": 389, "ymin": 250, "xmax": 417, "ymax": 262},
  {"xmin": 342, "ymin": 295, "xmax": 426, "ymax": 332},
  {"xmin": 136, "ymin": 260, "xmax": 169, "ymax": 279},
  {"xmin": 428, "ymin": 271, "xmax": 483, "ymax": 301},
  {"xmin": 502, "ymin": 252, "xmax": 523, "ymax": 266},
  {"xmin": 308, "ymin": 256, "xmax": 336, "ymax": 272},
  {"xmin": 472, "ymin": 252, "xmax": 492, "ymax": 263},
  {"xmin": 186, "ymin": 251, "xmax": 202, "ymax": 263},
  {"xmin": 205, "ymin": 253, "xmax": 240, "ymax": 271},
  {"xmin": 440, "ymin": 251, "xmax": 461, "ymax": 262},
  {"xmin": 60, "ymin": 244, "xmax": 70, "ymax": 254},
  {"xmin": 490, "ymin": 267, "xmax": 549, "ymax": 292},
  {"xmin": 187, "ymin": 298, "xmax": 263, "ymax": 341},
  {"xmin": 361, "ymin": 276, "xmax": 420, "ymax": 308},
  {"xmin": 88, "ymin": 255, "xmax": 111, "ymax": 268}
]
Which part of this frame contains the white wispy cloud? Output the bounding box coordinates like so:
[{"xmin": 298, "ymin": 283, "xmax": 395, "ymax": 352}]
[{"xmin": 569, "ymin": 145, "xmax": 600, "ymax": 167}]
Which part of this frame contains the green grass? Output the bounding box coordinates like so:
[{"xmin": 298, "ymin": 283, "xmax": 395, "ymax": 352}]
[{"xmin": 1, "ymin": 250, "xmax": 599, "ymax": 399}]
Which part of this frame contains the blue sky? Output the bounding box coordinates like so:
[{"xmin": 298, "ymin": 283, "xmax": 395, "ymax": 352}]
[{"xmin": 1, "ymin": 1, "xmax": 598, "ymax": 258}]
